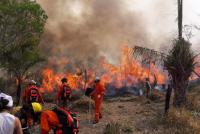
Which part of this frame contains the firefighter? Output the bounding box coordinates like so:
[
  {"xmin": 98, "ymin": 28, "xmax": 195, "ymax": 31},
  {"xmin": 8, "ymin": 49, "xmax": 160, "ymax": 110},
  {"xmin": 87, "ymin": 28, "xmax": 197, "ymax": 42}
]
[
  {"xmin": 0, "ymin": 92, "xmax": 23, "ymax": 134},
  {"xmin": 19, "ymin": 102, "xmax": 79, "ymax": 134},
  {"xmin": 56, "ymin": 78, "xmax": 72, "ymax": 107},
  {"xmin": 90, "ymin": 77, "xmax": 105, "ymax": 124},
  {"xmin": 15, "ymin": 102, "xmax": 42, "ymax": 134},
  {"xmin": 40, "ymin": 106, "xmax": 79, "ymax": 134},
  {"xmin": 22, "ymin": 80, "xmax": 44, "ymax": 104},
  {"xmin": 145, "ymin": 78, "xmax": 152, "ymax": 98}
]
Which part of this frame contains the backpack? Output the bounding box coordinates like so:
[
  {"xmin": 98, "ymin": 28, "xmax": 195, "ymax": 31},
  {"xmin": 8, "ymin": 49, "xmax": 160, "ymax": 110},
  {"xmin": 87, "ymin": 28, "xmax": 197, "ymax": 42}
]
[
  {"xmin": 53, "ymin": 107, "xmax": 79, "ymax": 134},
  {"xmin": 85, "ymin": 87, "xmax": 94, "ymax": 97},
  {"xmin": 61, "ymin": 85, "xmax": 71, "ymax": 100},
  {"xmin": 29, "ymin": 87, "xmax": 39, "ymax": 103}
]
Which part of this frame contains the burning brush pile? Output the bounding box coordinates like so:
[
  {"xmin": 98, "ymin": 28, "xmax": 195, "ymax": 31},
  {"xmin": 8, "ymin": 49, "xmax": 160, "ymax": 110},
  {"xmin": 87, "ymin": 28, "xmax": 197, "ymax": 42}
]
[{"xmin": 40, "ymin": 45, "xmax": 167, "ymax": 97}]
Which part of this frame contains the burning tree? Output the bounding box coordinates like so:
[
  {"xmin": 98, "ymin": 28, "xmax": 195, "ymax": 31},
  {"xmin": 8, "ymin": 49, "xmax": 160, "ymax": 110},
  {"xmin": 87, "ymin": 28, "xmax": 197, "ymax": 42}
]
[{"xmin": 0, "ymin": 0, "xmax": 47, "ymax": 105}]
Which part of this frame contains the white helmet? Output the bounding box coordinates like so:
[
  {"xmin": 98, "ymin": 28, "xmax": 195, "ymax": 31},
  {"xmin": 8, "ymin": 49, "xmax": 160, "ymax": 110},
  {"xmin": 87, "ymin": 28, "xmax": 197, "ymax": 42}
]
[
  {"xmin": 95, "ymin": 76, "xmax": 100, "ymax": 80},
  {"xmin": 0, "ymin": 93, "xmax": 13, "ymax": 107},
  {"xmin": 95, "ymin": 76, "xmax": 100, "ymax": 82},
  {"xmin": 30, "ymin": 80, "xmax": 37, "ymax": 85}
]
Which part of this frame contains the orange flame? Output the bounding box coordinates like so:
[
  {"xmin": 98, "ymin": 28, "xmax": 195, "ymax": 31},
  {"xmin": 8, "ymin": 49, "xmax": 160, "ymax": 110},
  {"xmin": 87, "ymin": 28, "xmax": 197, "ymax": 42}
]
[{"xmin": 41, "ymin": 45, "xmax": 167, "ymax": 92}]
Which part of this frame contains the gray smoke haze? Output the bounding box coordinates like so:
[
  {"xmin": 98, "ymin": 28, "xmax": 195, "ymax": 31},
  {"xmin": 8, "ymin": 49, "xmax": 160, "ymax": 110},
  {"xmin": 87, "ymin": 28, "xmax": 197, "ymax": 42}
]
[
  {"xmin": 37, "ymin": 0, "xmax": 177, "ymax": 71},
  {"xmin": 39, "ymin": 0, "xmax": 152, "ymax": 70}
]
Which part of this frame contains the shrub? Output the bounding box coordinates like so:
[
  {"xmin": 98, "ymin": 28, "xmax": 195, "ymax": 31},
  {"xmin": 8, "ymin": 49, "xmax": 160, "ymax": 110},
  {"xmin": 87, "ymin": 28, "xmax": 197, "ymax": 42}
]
[
  {"xmin": 163, "ymin": 108, "xmax": 200, "ymax": 134},
  {"xmin": 104, "ymin": 122, "xmax": 121, "ymax": 134}
]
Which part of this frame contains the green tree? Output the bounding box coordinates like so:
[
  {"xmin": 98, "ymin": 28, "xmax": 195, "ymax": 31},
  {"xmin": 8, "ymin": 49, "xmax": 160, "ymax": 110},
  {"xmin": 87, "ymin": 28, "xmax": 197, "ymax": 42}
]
[
  {"xmin": 165, "ymin": 0, "xmax": 197, "ymax": 107},
  {"xmin": 164, "ymin": 39, "xmax": 196, "ymax": 107},
  {"xmin": 0, "ymin": 0, "xmax": 47, "ymax": 105}
]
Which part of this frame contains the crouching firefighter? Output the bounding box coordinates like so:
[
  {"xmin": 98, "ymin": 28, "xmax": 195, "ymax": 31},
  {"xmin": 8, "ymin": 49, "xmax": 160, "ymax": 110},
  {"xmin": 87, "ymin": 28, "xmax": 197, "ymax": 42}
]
[
  {"xmin": 22, "ymin": 80, "xmax": 44, "ymax": 104},
  {"xmin": 41, "ymin": 107, "xmax": 79, "ymax": 134},
  {"xmin": 56, "ymin": 78, "xmax": 72, "ymax": 107},
  {"xmin": 90, "ymin": 77, "xmax": 105, "ymax": 124},
  {"xmin": 15, "ymin": 102, "xmax": 43, "ymax": 134},
  {"xmin": 17, "ymin": 103, "xmax": 79, "ymax": 134}
]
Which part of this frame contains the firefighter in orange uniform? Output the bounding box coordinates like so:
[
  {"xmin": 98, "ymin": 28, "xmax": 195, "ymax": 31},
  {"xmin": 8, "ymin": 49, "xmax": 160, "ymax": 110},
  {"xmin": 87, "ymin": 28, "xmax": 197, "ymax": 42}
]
[
  {"xmin": 18, "ymin": 103, "xmax": 79, "ymax": 134},
  {"xmin": 90, "ymin": 77, "xmax": 105, "ymax": 124},
  {"xmin": 56, "ymin": 78, "xmax": 72, "ymax": 107},
  {"xmin": 40, "ymin": 107, "xmax": 78, "ymax": 134},
  {"xmin": 22, "ymin": 80, "xmax": 44, "ymax": 104}
]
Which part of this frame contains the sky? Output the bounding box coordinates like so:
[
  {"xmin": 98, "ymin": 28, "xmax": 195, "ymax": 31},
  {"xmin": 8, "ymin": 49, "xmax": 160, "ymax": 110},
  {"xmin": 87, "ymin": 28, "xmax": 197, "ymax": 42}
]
[
  {"xmin": 39, "ymin": 0, "xmax": 200, "ymax": 48},
  {"xmin": 124, "ymin": 0, "xmax": 200, "ymax": 50}
]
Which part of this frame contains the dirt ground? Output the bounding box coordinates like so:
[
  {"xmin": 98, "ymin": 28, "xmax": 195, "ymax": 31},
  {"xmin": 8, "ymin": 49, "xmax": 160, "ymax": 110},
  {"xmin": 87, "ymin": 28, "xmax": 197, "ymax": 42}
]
[
  {"xmin": 77, "ymin": 95, "xmax": 165, "ymax": 134},
  {"xmin": 27, "ymin": 90, "xmax": 200, "ymax": 134}
]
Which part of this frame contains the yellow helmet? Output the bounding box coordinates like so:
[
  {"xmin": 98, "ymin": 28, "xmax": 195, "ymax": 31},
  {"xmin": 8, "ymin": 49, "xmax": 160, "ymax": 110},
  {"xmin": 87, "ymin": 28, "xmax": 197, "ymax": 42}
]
[{"xmin": 31, "ymin": 102, "xmax": 42, "ymax": 113}]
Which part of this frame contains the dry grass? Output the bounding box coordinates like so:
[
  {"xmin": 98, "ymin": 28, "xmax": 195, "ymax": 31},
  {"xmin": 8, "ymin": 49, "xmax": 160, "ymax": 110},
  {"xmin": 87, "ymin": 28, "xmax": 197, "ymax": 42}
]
[
  {"xmin": 104, "ymin": 122, "xmax": 121, "ymax": 134},
  {"xmin": 70, "ymin": 90, "xmax": 84, "ymax": 101},
  {"xmin": 121, "ymin": 121, "xmax": 133, "ymax": 133},
  {"xmin": 164, "ymin": 108, "xmax": 200, "ymax": 134},
  {"xmin": 104, "ymin": 120, "xmax": 133, "ymax": 134},
  {"xmin": 186, "ymin": 93, "xmax": 200, "ymax": 112},
  {"xmin": 70, "ymin": 96, "xmax": 94, "ymax": 112}
]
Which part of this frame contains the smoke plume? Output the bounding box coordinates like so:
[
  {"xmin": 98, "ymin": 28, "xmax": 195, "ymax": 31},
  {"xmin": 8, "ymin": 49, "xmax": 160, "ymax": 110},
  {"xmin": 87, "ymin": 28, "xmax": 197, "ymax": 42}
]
[
  {"xmin": 37, "ymin": 0, "xmax": 174, "ymax": 72},
  {"xmin": 38, "ymin": 0, "xmax": 180, "ymax": 71}
]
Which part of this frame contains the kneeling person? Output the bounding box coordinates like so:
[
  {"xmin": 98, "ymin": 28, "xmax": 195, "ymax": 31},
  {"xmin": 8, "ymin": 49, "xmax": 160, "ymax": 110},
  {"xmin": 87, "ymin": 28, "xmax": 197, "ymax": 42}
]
[{"xmin": 18, "ymin": 102, "xmax": 79, "ymax": 134}]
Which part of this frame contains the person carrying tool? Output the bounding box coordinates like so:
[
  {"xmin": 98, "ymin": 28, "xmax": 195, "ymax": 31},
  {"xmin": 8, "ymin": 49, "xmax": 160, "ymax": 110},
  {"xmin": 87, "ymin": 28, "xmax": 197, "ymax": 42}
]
[
  {"xmin": 90, "ymin": 77, "xmax": 105, "ymax": 124},
  {"xmin": 0, "ymin": 92, "xmax": 23, "ymax": 134},
  {"xmin": 56, "ymin": 78, "xmax": 72, "ymax": 107},
  {"xmin": 22, "ymin": 80, "xmax": 44, "ymax": 104}
]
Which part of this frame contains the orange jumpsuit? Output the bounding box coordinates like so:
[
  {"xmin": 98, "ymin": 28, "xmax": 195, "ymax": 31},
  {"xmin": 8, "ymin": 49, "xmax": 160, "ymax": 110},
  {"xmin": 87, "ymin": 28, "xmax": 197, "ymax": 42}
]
[
  {"xmin": 56, "ymin": 83, "xmax": 72, "ymax": 101},
  {"xmin": 22, "ymin": 85, "xmax": 43, "ymax": 104},
  {"xmin": 90, "ymin": 83, "xmax": 105, "ymax": 122},
  {"xmin": 40, "ymin": 110, "xmax": 60, "ymax": 134},
  {"xmin": 56, "ymin": 83, "xmax": 72, "ymax": 107},
  {"xmin": 40, "ymin": 109, "xmax": 73, "ymax": 134}
]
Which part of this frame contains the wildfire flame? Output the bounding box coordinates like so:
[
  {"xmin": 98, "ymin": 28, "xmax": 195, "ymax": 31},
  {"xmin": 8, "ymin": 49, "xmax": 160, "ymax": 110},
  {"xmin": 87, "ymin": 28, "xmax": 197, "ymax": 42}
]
[{"xmin": 41, "ymin": 45, "xmax": 166, "ymax": 92}]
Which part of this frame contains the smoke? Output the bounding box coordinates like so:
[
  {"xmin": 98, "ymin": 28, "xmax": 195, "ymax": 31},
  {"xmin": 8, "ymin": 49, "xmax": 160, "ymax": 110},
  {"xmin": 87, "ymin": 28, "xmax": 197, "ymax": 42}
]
[
  {"xmin": 2, "ymin": 0, "xmax": 199, "ymax": 74},
  {"xmin": 37, "ymin": 0, "xmax": 152, "ymax": 71}
]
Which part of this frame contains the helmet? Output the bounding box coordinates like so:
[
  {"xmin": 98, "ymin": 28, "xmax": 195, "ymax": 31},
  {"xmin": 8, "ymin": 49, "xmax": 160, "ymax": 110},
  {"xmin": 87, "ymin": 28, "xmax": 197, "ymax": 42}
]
[
  {"xmin": 0, "ymin": 92, "xmax": 13, "ymax": 108},
  {"xmin": 29, "ymin": 80, "xmax": 37, "ymax": 85},
  {"xmin": 61, "ymin": 78, "xmax": 68, "ymax": 83},
  {"xmin": 31, "ymin": 102, "xmax": 42, "ymax": 113},
  {"xmin": 94, "ymin": 76, "xmax": 100, "ymax": 83}
]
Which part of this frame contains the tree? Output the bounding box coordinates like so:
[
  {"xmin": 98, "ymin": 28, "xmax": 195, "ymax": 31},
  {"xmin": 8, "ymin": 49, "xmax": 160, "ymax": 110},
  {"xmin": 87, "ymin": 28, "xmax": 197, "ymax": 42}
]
[
  {"xmin": 164, "ymin": 0, "xmax": 197, "ymax": 107},
  {"xmin": 0, "ymin": 0, "xmax": 47, "ymax": 105},
  {"xmin": 164, "ymin": 39, "xmax": 196, "ymax": 107},
  {"xmin": 177, "ymin": 0, "xmax": 183, "ymax": 39}
]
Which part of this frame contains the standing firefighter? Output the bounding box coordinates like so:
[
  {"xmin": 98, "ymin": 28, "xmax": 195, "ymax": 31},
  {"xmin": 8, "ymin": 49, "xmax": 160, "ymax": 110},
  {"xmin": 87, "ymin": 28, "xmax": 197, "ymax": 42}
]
[
  {"xmin": 145, "ymin": 78, "xmax": 152, "ymax": 98},
  {"xmin": 90, "ymin": 77, "xmax": 105, "ymax": 124},
  {"xmin": 56, "ymin": 78, "xmax": 72, "ymax": 107},
  {"xmin": 165, "ymin": 81, "xmax": 173, "ymax": 113},
  {"xmin": 22, "ymin": 80, "xmax": 44, "ymax": 104}
]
